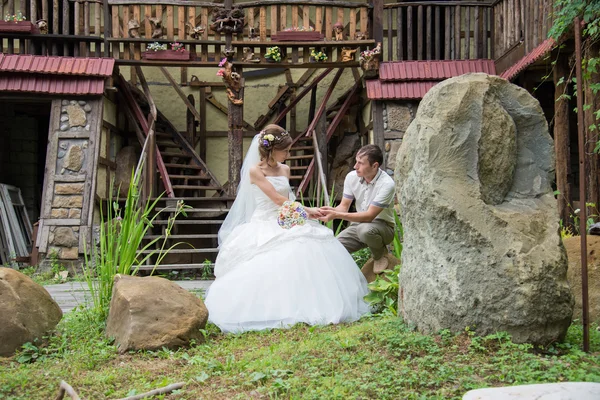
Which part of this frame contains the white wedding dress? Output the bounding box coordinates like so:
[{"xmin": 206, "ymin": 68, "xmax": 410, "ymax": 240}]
[{"xmin": 204, "ymin": 175, "xmax": 370, "ymax": 333}]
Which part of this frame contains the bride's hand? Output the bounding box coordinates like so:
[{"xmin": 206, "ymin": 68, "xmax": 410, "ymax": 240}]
[{"xmin": 305, "ymin": 207, "xmax": 324, "ymax": 219}]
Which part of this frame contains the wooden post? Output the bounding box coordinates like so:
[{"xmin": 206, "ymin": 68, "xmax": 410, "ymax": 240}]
[
  {"xmin": 371, "ymin": 0, "xmax": 384, "ymax": 60},
  {"xmin": 316, "ymin": 107, "xmax": 327, "ymax": 183},
  {"xmin": 186, "ymin": 94, "xmax": 196, "ymax": 145},
  {"xmin": 372, "ymin": 101, "xmax": 385, "ymax": 165},
  {"xmin": 585, "ymin": 42, "xmax": 600, "ymax": 221},
  {"xmin": 553, "ymin": 51, "xmax": 571, "ymax": 231},
  {"xmin": 223, "ymin": 60, "xmax": 244, "ymax": 194},
  {"xmin": 199, "ymin": 88, "xmax": 207, "ymax": 161}
]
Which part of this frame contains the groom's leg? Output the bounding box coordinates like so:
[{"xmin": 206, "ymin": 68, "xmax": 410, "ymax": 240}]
[
  {"xmin": 355, "ymin": 220, "xmax": 395, "ymax": 260},
  {"xmin": 337, "ymin": 223, "xmax": 368, "ymax": 254}
]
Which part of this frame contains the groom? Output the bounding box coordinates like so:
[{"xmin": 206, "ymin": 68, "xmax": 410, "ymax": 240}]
[{"xmin": 319, "ymin": 144, "xmax": 396, "ymax": 273}]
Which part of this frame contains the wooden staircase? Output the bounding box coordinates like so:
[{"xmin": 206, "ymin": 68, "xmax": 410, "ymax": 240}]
[{"xmin": 118, "ymin": 77, "xmax": 231, "ymax": 271}]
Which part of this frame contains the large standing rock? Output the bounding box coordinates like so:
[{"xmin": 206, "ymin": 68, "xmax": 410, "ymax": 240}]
[
  {"xmin": 115, "ymin": 146, "xmax": 138, "ymax": 197},
  {"xmin": 106, "ymin": 274, "xmax": 208, "ymax": 353},
  {"xmin": 395, "ymin": 73, "xmax": 573, "ymax": 345},
  {"xmin": 563, "ymin": 235, "xmax": 600, "ymax": 323},
  {"xmin": 0, "ymin": 268, "xmax": 63, "ymax": 356}
]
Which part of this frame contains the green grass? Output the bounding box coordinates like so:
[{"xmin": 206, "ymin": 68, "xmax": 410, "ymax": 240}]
[{"xmin": 1, "ymin": 312, "xmax": 599, "ymax": 399}]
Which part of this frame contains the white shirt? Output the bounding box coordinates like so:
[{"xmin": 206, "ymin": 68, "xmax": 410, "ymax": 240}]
[{"xmin": 342, "ymin": 169, "xmax": 396, "ymax": 226}]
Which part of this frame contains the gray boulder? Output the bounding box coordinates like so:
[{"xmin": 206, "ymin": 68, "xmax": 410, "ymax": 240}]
[
  {"xmin": 395, "ymin": 73, "xmax": 573, "ymax": 345},
  {"xmin": 0, "ymin": 268, "xmax": 63, "ymax": 356},
  {"xmin": 106, "ymin": 274, "xmax": 208, "ymax": 353}
]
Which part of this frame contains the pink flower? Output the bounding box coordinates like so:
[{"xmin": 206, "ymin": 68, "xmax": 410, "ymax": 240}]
[
  {"xmin": 218, "ymin": 57, "xmax": 227, "ymax": 67},
  {"xmin": 216, "ymin": 68, "xmax": 225, "ymax": 77}
]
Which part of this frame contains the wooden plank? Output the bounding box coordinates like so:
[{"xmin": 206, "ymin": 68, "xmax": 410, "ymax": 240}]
[
  {"xmin": 483, "ymin": 5, "xmax": 488, "ymax": 58},
  {"xmin": 123, "ymin": 5, "xmax": 130, "ymax": 60},
  {"xmin": 337, "ymin": 7, "xmax": 344, "ymax": 27},
  {"xmin": 325, "ymin": 6, "xmax": 332, "ymax": 40},
  {"xmin": 260, "ymin": 6, "xmax": 267, "ymax": 41},
  {"xmin": 247, "ymin": 7, "xmax": 254, "ymax": 35},
  {"xmin": 465, "ymin": 6, "xmax": 470, "ymax": 59},
  {"xmin": 167, "ymin": 5, "xmax": 174, "ymax": 40},
  {"xmin": 454, "ymin": 5, "xmax": 460, "ymax": 59},
  {"xmin": 445, "ymin": 5, "xmax": 450, "ymax": 59},
  {"xmin": 63, "ymin": 0, "xmax": 70, "ymax": 55},
  {"xmin": 188, "ymin": 6, "xmax": 196, "ymax": 57},
  {"xmin": 407, "ymin": 6, "xmax": 413, "ymax": 59},
  {"xmin": 303, "ymin": 5, "xmax": 310, "ymax": 30},
  {"xmin": 387, "ymin": 8, "xmax": 393, "ymax": 60},
  {"xmin": 280, "ymin": 5, "xmax": 287, "ymax": 32},
  {"xmin": 199, "ymin": 88, "xmax": 207, "ymax": 161},
  {"xmin": 82, "ymin": 100, "xmax": 103, "ymax": 231},
  {"xmin": 133, "ymin": 5, "xmax": 142, "ymax": 59},
  {"xmin": 271, "ymin": 5, "xmax": 278, "ymax": 36},
  {"xmin": 426, "ymin": 6, "xmax": 432, "ymax": 60},
  {"xmin": 292, "ymin": 5, "xmax": 298, "ymax": 27},
  {"xmin": 474, "ymin": 6, "xmax": 480, "ymax": 59},
  {"xmin": 417, "ymin": 5, "xmax": 423, "ymax": 60},
  {"xmin": 434, "ymin": 6, "xmax": 440, "ymax": 59},
  {"xmin": 372, "ymin": 102, "xmax": 384, "ymax": 165},
  {"xmin": 349, "ymin": 7, "xmax": 356, "ymax": 40},
  {"xmin": 397, "ymin": 6, "xmax": 403, "ymax": 60},
  {"xmin": 178, "ymin": 4, "xmax": 186, "ymax": 40},
  {"xmin": 201, "ymin": 7, "xmax": 209, "ymax": 60},
  {"xmin": 144, "ymin": 5, "xmax": 152, "ymax": 38},
  {"xmin": 316, "ymin": 6, "xmax": 322, "ymax": 33},
  {"xmin": 360, "ymin": 7, "xmax": 367, "ymax": 35}
]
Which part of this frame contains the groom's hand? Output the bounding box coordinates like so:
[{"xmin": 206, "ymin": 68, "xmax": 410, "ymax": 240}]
[
  {"xmin": 318, "ymin": 209, "xmax": 337, "ymax": 222},
  {"xmin": 306, "ymin": 207, "xmax": 324, "ymax": 219}
]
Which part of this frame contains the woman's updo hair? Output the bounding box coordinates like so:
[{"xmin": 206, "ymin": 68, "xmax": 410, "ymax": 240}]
[{"xmin": 258, "ymin": 124, "xmax": 292, "ymax": 161}]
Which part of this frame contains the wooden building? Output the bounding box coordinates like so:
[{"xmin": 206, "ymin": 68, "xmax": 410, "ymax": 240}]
[{"xmin": 0, "ymin": 0, "xmax": 579, "ymax": 270}]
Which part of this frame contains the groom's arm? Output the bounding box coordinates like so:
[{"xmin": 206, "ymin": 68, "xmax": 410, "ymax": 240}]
[{"xmin": 321, "ymin": 204, "xmax": 384, "ymax": 223}]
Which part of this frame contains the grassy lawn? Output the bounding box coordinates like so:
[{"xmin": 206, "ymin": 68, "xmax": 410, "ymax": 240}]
[{"xmin": 1, "ymin": 311, "xmax": 599, "ymax": 399}]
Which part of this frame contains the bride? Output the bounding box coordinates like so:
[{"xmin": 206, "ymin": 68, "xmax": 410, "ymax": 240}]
[{"xmin": 204, "ymin": 124, "xmax": 370, "ymax": 333}]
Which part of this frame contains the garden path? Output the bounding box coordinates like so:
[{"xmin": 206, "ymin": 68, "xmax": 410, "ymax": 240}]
[{"xmin": 44, "ymin": 280, "xmax": 214, "ymax": 312}]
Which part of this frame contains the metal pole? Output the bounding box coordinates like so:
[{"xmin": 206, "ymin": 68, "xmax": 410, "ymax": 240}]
[{"xmin": 574, "ymin": 16, "xmax": 590, "ymax": 353}]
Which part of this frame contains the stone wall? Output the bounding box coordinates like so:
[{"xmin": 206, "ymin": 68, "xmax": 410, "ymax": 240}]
[
  {"xmin": 38, "ymin": 98, "xmax": 103, "ymax": 270},
  {"xmin": 382, "ymin": 101, "xmax": 418, "ymax": 173}
]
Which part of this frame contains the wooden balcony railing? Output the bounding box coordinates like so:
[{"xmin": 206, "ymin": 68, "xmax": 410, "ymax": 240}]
[
  {"xmin": 383, "ymin": 1, "xmax": 494, "ymax": 61},
  {"xmin": 0, "ymin": 0, "xmax": 558, "ymax": 67},
  {"xmin": 108, "ymin": 0, "xmax": 376, "ymax": 65}
]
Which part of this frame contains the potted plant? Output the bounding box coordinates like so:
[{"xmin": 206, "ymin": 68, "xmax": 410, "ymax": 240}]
[
  {"xmin": 359, "ymin": 42, "xmax": 381, "ymax": 79},
  {"xmin": 272, "ymin": 26, "xmax": 324, "ymax": 42},
  {"xmin": 142, "ymin": 42, "xmax": 191, "ymax": 61},
  {"xmin": 0, "ymin": 11, "xmax": 38, "ymax": 33},
  {"xmin": 265, "ymin": 46, "xmax": 282, "ymax": 63},
  {"xmin": 310, "ymin": 49, "xmax": 328, "ymax": 63}
]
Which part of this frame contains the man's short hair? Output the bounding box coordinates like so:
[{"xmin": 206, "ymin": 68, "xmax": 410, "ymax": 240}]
[{"xmin": 357, "ymin": 144, "xmax": 383, "ymax": 166}]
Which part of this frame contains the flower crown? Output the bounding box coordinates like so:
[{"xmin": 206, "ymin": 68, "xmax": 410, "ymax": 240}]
[{"xmin": 259, "ymin": 129, "xmax": 289, "ymax": 149}]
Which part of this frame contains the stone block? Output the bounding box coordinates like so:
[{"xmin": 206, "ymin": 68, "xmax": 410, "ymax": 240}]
[
  {"xmin": 65, "ymin": 105, "xmax": 87, "ymax": 127},
  {"xmin": 69, "ymin": 208, "xmax": 82, "ymax": 219},
  {"xmin": 55, "ymin": 183, "xmax": 84, "ymax": 195},
  {"xmin": 50, "ymin": 208, "xmax": 69, "ymax": 218},
  {"xmin": 52, "ymin": 195, "xmax": 83, "ymax": 208},
  {"xmin": 51, "ymin": 227, "xmax": 78, "ymax": 247},
  {"xmin": 385, "ymin": 102, "xmax": 415, "ymax": 132},
  {"xmin": 60, "ymin": 247, "xmax": 79, "ymax": 260}
]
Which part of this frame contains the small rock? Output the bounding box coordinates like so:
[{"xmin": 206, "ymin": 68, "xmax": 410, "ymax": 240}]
[
  {"xmin": 85, "ymin": 125, "xmax": 90, "ymax": 131},
  {"xmin": 78, "ymin": 100, "xmax": 86, "ymax": 106},
  {"xmin": 83, "ymin": 104, "xmax": 92, "ymax": 112},
  {"xmin": 60, "ymin": 123, "xmax": 69, "ymax": 131},
  {"xmin": 60, "ymin": 115, "xmax": 69, "ymax": 122},
  {"xmin": 62, "ymin": 100, "xmax": 69, "ymax": 106},
  {"xmin": 70, "ymin": 100, "xmax": 76, "ymax": 105}
]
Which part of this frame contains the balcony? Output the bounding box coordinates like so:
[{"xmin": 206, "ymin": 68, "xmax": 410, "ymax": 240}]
[{"xmin": 0, "ymin": 0, "xmax": 555, "ymax": 68}]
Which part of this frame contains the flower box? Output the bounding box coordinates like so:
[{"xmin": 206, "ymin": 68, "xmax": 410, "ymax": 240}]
[
  {"xmin": 0, "ymin": 21, "xmax": 39, "ymax": 34},
  {"xmin": 142, "ymin": 49, "xmax": 190, "ymax": 61},
  {"xmin": 272, "ymin": 31, "xmax": 324, "ymax": 42}
]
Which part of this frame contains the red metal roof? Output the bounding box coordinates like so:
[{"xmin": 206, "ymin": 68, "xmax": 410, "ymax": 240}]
[
  {"xmin": 368, "ymin": 59, "xmax": 497, "ymax": 100},
  {"xmin": 366, "ymin": 80, "xmax": 438, "ymax": 100},
  {"xmin": 0, "ymin": 54, "xmax": 114, "ymax": 76},
  {"xmin": 0, "ymin": 54, "xmax": 114, "ymax": 95},
  {"xmin": 380, "ymin": 59, "xmax": 496, "ymax": 81},
  {"xmin": 500, "ymin": 38, "xmax": 556, "ymax": 81}
]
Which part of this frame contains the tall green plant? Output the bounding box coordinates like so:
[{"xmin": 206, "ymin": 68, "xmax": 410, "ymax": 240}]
[{"xmin": 82, "ymin": 169, "xmax": 187, "ymax": 320}]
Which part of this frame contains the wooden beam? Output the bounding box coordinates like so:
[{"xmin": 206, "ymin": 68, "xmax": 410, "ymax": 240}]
[
  {"xmin": 372, "ymin": 101, "xmax": 385, "ymax": 164},
  {"xmin": 186, "ymin": 94, "xmax": 197, "ymax": 145},
  {"xmin": 160, "ymin": 67, "xmax": 201, "ymax": 122},
  {"xmin": 199, "ymin": 88, "xmax": 207, "ymax": 160},
  {"xmin": 205, "ymin": 89, "xmax": 253, "ymax": 130}
]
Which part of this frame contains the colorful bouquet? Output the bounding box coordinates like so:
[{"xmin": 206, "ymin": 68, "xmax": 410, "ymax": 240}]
[{"xmin": 277, "ymin": 200, "xmax": 308, "ymax": 229}]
